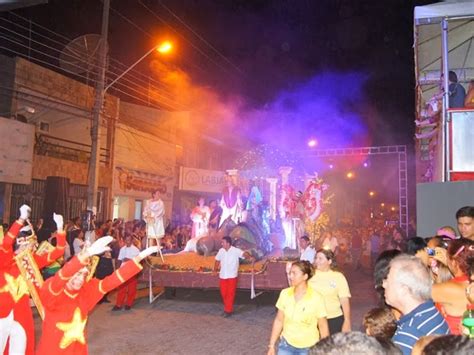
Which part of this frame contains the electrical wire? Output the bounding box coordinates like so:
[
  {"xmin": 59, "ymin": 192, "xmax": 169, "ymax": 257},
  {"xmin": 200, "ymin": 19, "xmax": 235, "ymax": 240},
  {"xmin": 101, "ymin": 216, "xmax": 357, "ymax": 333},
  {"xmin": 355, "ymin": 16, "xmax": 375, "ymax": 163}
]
[
  {"xmin": 0, "ymin": 13, "xmax": 182, "ymax": 107},
  {"xmin": 137, "ymin": 0, "xmax": 243, "ymax": 78},
  {"xmin": 0, "ymin": 38, "xmax": 184, "ymax": 111},
  {"xmin": 156, "ymin": 0, "xmax": 244, "ymax": 74}
]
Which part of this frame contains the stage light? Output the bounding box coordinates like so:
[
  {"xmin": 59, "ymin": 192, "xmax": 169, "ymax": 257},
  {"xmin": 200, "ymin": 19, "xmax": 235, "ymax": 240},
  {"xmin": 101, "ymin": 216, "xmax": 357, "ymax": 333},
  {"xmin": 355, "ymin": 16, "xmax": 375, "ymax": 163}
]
[
  {"xmin": 346, "ymin": 172, "xmax": 354, "ymax": 179},
  {"xmin": 363, "ymin": 160, "xmax": 371, "ymax": 168},
  {"xmin": 329, "ymin": 164, "xmax": 334, "ymax": 169},
  {"xmin": 380, "ymin": 202, "xmax": 385, "ymax": 207},
  {"xmin": 369, "ymin": 191, "xmax": 375, "ymax": 197},
  {"xmin": 391, "ymin": 206, "xmax": 396, "ymax": 211},
  {"xmin": 307, "ymin": 139, "xmax": 318, "ymax": 148}
]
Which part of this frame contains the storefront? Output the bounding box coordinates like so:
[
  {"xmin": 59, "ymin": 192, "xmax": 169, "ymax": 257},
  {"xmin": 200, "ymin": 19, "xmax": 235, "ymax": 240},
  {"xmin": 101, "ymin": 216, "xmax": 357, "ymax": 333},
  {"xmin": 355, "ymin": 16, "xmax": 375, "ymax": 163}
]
[{"xmin": 112, "ymin": 123, "xmax": 176, "ymax": 223}]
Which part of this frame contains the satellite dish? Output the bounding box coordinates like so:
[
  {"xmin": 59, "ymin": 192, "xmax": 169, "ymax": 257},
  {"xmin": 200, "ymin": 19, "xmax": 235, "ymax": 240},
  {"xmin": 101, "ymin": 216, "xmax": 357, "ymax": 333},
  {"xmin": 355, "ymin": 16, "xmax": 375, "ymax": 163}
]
[{"xmin": 59, "ymin": 34, "xmax": 108, "ymax": 75}]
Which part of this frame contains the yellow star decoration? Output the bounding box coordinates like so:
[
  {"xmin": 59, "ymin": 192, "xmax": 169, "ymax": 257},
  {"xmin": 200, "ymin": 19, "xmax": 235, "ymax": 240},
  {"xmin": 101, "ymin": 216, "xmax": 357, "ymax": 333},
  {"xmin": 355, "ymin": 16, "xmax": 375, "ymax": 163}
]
[
  {"xmin": 0, "ymin": 274, "xmax": 30, "ymax": 302},
  {"xmin": 56, "ymin": 308, "xmax": 87, "ymax": 349}
]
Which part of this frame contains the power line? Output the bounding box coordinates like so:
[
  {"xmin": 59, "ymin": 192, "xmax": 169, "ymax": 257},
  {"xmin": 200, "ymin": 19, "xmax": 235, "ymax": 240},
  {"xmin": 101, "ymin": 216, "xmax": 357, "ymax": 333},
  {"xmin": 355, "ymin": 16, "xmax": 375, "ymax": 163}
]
[
  {"xmin": 156, "ymin": 0, "xmax": 244, "ymax": 74},
  {"xmin": 108, "ymin": 3, "xmax": 210, "ymax": 77},
  {"xmin": 1, "ymin": 12, "xmax": 180, "ymax": 105},
  {"xmin": 137, "ymin": 0, "xmax": 243, "ymax": 78},
  {"xmin": 0, "ymin": 35, "xmax": 184, "ymax": 111}
]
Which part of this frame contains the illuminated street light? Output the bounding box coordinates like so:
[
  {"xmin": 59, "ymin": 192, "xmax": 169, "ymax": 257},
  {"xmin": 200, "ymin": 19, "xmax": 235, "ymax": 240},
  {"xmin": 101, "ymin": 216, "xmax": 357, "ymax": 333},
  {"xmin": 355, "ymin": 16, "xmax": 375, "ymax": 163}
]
[
  {"xmin": 380, "ymin": 202, "xmax": 385, "ymax": 207},
  {"xmin": 157, "ymin": 41, "xmax": 173, "ymax": 54},
  {"xmin": 307, "ymin": 139, "xmax": 318, "ymax": 148},
  {"xmin": 105, "ymin": 40, "xmax": 173, "ymax": 92},
  {"xmin": 391, "ymin": 206, "xmax": 396, "ymax": 211},
  {"xmin": 346, "ymin": 171, "xmax": 354, "ymax": 179},
  {"xmin": 88, "ymin": 37, "xmax": 174, "ymax": 215},
  {"xmin": 369, "ymin": 191, "xmax": 375, "ymax": 197}
]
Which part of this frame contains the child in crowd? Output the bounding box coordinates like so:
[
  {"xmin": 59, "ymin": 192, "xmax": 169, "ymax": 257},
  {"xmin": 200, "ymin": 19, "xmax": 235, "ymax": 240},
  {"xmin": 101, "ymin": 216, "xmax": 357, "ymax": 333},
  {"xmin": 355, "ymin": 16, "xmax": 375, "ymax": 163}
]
[{"xmin": 363, "ymin": 307, "xmax": 397, "ymax": 340}]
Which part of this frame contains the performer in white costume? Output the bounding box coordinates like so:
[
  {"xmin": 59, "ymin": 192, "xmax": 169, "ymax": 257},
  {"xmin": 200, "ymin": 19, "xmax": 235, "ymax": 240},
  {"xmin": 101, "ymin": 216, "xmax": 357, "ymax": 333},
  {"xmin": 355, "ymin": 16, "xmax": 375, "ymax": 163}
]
[
  {"xmin": 183, "ymin": 198, "xmax": 210, "ymax": 252},
  {"xmin": 219, "ymin": 179, "xmax": 243, "ymax": 227},
  {"xmin": 190, "ymin": 198, "xmax": 210, "ymax": 238},
  {"xmin": 279, "ymin": 184, "xmax": 297, "ymax": 249},
  {"xmin": 143, "ymin": 190, "xmax": 165, "ymax": 246}
]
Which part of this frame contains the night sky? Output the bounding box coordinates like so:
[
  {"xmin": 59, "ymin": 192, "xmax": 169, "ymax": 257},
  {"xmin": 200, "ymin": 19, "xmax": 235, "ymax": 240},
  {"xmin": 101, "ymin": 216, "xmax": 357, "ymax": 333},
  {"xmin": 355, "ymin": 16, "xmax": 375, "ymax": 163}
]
[{"xmin": 11, "ymin": 0, "xmax": 436, "ymax": 148}]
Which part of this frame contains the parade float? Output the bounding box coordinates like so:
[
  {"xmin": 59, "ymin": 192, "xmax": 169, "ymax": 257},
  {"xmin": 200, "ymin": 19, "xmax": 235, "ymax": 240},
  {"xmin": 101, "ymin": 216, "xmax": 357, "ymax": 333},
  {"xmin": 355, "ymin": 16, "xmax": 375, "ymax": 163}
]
[{"xmin": 143, "ymin": 145, "xmax": 332, "ymax": 302}]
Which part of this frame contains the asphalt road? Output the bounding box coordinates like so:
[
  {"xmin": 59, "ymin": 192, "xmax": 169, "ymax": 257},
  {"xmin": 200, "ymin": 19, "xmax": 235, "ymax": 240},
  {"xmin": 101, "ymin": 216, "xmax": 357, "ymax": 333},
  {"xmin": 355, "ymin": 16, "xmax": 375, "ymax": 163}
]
[{"xmin": 34, "ymin": 267, "xmax": 378, "ymax": 355}]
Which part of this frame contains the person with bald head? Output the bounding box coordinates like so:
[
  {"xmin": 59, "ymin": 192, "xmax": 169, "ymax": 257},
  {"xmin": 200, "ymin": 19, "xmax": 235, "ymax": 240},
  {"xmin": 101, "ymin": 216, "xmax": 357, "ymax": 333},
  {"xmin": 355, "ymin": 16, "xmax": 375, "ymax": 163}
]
[{"xmin": 383, "ymin": 255, "xmax": 449, "ymax": 355}]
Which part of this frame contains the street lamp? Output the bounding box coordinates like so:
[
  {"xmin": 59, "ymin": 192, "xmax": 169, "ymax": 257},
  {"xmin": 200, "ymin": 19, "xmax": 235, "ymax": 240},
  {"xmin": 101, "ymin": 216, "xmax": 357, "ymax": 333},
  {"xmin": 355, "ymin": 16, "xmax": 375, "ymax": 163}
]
[
  {"xmin": 157, "ymin": 41, "xmax": 173, "ymax": 54},
  {"xmin": 86, "ymin": 32, "xmax": 174, "ymax": 217},
  {"xmin": 105, "ymin": 40, "xmax": 173, "ymax": 92}
]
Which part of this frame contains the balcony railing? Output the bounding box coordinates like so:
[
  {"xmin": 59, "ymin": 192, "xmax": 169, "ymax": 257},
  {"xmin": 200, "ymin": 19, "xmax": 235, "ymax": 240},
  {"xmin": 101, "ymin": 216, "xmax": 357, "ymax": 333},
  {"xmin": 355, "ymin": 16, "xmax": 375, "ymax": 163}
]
[{"xmin": 35, "ymin": 133, "xmax": 110, "ymax": 165}]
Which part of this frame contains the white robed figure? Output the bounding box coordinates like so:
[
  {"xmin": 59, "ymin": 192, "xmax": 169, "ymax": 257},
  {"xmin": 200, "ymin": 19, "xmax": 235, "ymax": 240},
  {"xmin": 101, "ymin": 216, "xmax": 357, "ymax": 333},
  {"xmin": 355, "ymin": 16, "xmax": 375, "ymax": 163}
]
[
  {"xmin": 184, "ymin": 198, "xmax": 210, "ymax": 252},
  {"xmin": 143, "ymin": 190, "xmax": 165, "ymax": 245}
]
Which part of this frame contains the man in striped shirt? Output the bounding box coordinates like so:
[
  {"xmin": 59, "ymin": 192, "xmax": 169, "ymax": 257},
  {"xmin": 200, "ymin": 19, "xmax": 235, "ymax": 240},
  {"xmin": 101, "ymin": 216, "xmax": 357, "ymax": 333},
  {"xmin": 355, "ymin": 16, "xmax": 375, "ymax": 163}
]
[{"xmin": 383, "ymin": 255, "xmax": 450, "ymax": 355}]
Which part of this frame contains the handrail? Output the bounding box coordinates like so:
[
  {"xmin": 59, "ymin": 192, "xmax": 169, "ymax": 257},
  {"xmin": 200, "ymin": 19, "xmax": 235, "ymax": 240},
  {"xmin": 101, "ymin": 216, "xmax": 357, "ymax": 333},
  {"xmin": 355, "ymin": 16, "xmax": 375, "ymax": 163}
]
[{"xmin": 37, "ymin": 133, "xmax": 110, "ymax": 153}]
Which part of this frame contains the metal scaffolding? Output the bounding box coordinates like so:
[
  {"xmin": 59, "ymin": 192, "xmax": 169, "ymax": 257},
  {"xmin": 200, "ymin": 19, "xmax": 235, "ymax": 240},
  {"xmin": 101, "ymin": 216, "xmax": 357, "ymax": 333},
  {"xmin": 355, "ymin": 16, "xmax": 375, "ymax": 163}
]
[{"xmin": 303, "ymin": 145, "xmax": 409, "ymax": 235}]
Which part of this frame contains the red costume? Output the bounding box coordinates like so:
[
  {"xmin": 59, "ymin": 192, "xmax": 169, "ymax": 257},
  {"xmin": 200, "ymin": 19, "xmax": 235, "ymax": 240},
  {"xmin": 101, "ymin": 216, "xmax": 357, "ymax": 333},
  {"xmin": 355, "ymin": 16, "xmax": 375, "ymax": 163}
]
[
  {"xmin": 0, "ymin": 222, "xmax": 65, "ymax": 355},
  {"xmin": 37, "ymin": 255, "xmax": 143, "ymax": 354}
]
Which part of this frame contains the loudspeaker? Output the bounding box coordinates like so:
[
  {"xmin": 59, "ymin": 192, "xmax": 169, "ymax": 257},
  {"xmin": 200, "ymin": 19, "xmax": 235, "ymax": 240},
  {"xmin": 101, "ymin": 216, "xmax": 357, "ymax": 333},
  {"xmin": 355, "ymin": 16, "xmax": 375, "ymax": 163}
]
[{"xmin": 42, "ymin": 176, "xmax": 69, "ymax": 230}]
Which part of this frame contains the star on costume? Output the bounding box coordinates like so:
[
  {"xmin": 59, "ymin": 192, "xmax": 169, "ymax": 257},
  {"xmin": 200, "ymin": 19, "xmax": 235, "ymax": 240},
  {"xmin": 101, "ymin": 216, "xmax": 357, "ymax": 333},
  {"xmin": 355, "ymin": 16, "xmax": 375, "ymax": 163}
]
[
  {"xmin": 0, "ymin": 206, "xmax": 66, "ymax": 355},
  {"xmin": 56, "ymin": 308, "xmax": 87, "ymax": 349},
  {"xmin": 36, "ymin": 237, "xmax": 158, "ymax": 355}
]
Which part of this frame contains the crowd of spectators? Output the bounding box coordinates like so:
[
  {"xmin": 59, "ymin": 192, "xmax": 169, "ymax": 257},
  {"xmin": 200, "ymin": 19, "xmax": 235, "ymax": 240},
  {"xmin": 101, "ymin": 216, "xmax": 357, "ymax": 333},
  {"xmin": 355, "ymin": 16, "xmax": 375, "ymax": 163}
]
[
  {"xmin": 5, "ymin": 200, "xmax": 473, "ymax": 354},
  {"xmin": 279, "ymin": 205, "xmax": 474, "ymax": 355}
]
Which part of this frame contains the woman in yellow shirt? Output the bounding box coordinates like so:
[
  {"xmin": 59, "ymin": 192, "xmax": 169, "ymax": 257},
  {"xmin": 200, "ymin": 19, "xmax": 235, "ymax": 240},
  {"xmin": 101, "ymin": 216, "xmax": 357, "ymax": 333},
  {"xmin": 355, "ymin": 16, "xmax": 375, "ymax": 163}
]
[
  {"xmin": 267, "ymin": 261, "xmax": 329, "ymax": 355},
  {"xmin": 309, "ymin": 249, "xmax": 351, "ymax": 335}
]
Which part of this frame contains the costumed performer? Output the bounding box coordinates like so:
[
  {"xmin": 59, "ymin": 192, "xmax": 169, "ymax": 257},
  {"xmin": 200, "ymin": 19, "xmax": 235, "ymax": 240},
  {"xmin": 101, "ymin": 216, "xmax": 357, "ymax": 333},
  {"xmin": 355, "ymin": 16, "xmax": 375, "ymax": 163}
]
[
  {"xmin": 36, "ymin": 237, "xmax": 158, "ymax": 355},
  {"xmin": 219, "ymin": 178, "xmax": 243, "ymax": 227},
  {"xmin": 245, "ymin": 185, "xmax": 263, "ymax": 223},
  {"xmin": 143, "ymin": 190, "xmax": 165, "ymax": 246},
  {"xmin": 279, "ymin": 184, "xmax": 296, "ymax": 249},
  {"xmin": 208, "ymin": 200, "xmax": 222, "ymax": 231},
  {"xmin": 184, "ymin": 197, "xmax": 211, "ymax": 252},
  {"xmin": 0, "ymin": 206, "xmax": 66, "ymax": 355}
]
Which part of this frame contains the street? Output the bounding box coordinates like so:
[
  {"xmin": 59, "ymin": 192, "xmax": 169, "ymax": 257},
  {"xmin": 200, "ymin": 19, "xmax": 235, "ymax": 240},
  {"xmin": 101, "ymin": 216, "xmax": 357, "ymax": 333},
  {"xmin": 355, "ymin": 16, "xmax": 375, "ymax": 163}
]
[{"xmin": 34, "ymin": 268, "xmax": 378, "ymax": 355}]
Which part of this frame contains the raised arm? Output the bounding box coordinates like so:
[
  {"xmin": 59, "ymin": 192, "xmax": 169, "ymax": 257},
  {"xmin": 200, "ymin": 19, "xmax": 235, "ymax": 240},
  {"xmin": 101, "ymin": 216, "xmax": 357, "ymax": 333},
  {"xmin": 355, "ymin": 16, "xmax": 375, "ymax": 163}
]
[
  {"xmin": 41, "ymin": 236, "xmax": 114, "ymax": 307},
  {"xmin": 0, "ymin": 204, "xmax": 30, "ymax": 252},
  {"xmin": 89, "ymin": 246, "xmax": 158, "ymax": 308},
  {"xmin": 35, "ymin": 213, "xmax": 66, "ymax": 268}
]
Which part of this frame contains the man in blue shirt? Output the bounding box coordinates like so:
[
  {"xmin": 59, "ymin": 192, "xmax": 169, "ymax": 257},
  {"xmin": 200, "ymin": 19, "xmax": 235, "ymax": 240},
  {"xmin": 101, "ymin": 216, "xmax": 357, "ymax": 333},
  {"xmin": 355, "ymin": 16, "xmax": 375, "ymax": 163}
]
[{"xmin": 383, "ymin": 255, "xmax": 450, "ymax": 355}]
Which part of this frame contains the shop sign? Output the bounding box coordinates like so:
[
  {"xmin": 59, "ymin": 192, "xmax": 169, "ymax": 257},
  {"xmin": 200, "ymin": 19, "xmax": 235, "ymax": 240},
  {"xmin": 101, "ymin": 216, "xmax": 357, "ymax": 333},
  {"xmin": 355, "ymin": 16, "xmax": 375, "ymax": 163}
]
[{"xmin": 179, "ymin": 167, "xmax": 226, "ymax": 193}]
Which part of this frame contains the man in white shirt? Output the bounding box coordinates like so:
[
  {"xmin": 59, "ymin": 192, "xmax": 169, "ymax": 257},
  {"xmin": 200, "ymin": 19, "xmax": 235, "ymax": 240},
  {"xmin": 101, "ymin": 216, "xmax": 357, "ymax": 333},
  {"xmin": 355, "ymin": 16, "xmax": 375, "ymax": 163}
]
[
  {"xmin": 299, "ymin": 235, "xmax": 316, "ymax": 263},
  {"xmin": 112, "ymin": 235, "xmax": 140, "ymax": 311},
  {"xmin": 213, "ymin": 236, "xmax": 254, "ymax": 317}
]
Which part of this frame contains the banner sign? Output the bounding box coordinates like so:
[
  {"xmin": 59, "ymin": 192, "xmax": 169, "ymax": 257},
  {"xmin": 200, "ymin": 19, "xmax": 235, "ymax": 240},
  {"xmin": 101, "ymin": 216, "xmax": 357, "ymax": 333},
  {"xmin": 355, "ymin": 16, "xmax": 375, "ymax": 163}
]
[
  {"xmin": 114, "ymin": 166, "xmax": 174, "ymax": 201},
  {"xmin": 179, "ymin": 167, "xmax": 226, "ymax": 193}
]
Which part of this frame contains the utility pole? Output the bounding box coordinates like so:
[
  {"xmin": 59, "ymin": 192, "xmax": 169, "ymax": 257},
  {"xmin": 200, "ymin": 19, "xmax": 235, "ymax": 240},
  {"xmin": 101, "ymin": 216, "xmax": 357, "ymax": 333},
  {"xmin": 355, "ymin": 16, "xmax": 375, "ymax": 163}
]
[{"xmin": 87, "ymin": 0, "xmax": 110, "ymax": 215}]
